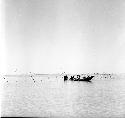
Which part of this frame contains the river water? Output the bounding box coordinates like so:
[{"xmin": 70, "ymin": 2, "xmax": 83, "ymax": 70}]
[{"xmin": 1, "ymin": 75, "xmax": 125, "ymax": 118}]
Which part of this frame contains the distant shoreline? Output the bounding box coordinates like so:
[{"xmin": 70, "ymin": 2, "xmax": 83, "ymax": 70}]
[{"xmin": 2, "ymin": 73, "xmax": 124, "ymax": 77}]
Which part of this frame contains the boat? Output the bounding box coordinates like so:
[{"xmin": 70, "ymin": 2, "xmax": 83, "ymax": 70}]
[{"xmin": 64, "ymin": 75, "xmax": 94, "ymax": 82}]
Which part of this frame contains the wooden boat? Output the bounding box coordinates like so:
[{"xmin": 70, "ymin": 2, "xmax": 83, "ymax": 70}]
[{"xmin": 64, "ymin": 75, "xmax": 94, "ymax": 82}]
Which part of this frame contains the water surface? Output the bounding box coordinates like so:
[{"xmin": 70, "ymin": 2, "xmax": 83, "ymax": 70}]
[{"xmin": 1, "ymin": 75, "xmax": 125, "ymax": 118}]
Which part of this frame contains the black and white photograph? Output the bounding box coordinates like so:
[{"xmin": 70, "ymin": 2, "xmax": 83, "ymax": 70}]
[{"xmin": 0, "ymin": 0, "xmax": 125, "ymax": 118}]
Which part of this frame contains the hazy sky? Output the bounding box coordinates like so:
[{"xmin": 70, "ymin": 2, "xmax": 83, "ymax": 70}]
[{"xmin": 3, "ymin": 0, "xmax": 125, "ymax": 74}]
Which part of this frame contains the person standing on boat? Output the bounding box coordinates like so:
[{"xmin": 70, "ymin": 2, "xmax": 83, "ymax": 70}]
[{"xmin": 64, "ymin": 75, "xmax": 68, "ymax": 81}]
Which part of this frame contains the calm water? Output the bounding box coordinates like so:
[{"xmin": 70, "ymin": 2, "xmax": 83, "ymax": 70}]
[{"xmin": 1, "ymin": 75, "xmax": 125, "ymax": 118}]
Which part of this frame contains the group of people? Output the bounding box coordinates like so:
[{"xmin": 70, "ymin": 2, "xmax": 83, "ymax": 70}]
[
  {"xmin": 64, "ymin": 75, "xmax": 75, "ymax": 81},
  {"xmin": 64, "ymin": 74, "xmax": 94, "ymax": 81}
]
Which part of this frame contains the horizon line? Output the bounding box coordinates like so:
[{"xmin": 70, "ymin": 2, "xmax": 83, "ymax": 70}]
[{"xmin": 2, "ymin": 72, "xmax": 125, "ymax": 77}]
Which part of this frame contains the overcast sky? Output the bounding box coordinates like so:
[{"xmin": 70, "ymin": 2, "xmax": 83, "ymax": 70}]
[{"xmin": 3, "ymin": 0, "xmax": 125, "ymax": 74}]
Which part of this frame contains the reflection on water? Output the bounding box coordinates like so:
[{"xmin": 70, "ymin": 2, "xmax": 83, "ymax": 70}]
[{"xmin": 1, "ymin": 75, "xmax": 125, "ymax": 118}]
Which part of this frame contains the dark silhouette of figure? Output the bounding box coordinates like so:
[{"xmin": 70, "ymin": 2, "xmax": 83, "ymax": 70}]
[
  {"xmin": 73, "ymin": 75, "xmax": 80, "ymax": 81},
  {"xmin": 64, "ymin": 75, "xmax": 68, "ymax": 81},
  {"xmin": 77, "ymin": 75, "xmax": 80, "ymax": 80},
  {"xmin": 70, "ymin": 76, "xmax": 74, "ymax": 81}
]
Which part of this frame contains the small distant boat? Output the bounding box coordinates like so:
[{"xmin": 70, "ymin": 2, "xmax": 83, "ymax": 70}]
[{"xmin": 64, "ymin": 75, "xmax": 94, "ymax": 82}]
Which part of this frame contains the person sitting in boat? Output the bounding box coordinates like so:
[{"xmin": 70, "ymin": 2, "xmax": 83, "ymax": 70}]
[
  {"xmin": 70, "ymin": 76, "xmax": 74, "ymax": 81},
  {"xmin": 77, "ymin": 75, "xmax": 80, "ymax": 80}
]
